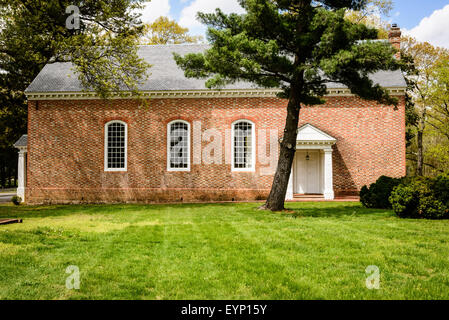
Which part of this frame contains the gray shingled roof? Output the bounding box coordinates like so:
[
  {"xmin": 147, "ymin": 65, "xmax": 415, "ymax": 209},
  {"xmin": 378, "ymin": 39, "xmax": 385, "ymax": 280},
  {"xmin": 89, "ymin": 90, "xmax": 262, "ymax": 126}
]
[
  {"xmin": 14, "ymin": 135, "xmax": 27, "ymax": 148},
  {"xmin": 25, "ymin": 44, "xmax": 406, "ymax": 93}
]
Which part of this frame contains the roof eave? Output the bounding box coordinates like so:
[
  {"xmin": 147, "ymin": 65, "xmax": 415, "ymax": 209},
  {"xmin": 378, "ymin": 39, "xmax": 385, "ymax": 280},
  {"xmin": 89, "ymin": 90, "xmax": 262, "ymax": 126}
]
[{"xmin": 24, "ymin": 87, "xmax": 407, "ymax": 101}]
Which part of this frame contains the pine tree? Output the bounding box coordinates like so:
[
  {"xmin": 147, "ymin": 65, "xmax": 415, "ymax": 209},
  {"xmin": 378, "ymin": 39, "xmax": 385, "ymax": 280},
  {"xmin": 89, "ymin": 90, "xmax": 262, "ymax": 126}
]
[{"xmin": 174, "ymin": 0, "xmax": 401, "ymax": 211}]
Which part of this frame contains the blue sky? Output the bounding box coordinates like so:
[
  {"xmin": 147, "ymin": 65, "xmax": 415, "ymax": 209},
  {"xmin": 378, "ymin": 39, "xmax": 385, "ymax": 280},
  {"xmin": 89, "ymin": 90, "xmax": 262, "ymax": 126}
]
[
  {"xmin": 388, "ymin": 0, "xmax": 449, "ymax": 29},
  {"xmin": 141, "ymin": 0, "xmax": 449, "ymax": 48},
  {"xmin": 170, "ymin": 0, "xmax": 190, "ymax": 20}
]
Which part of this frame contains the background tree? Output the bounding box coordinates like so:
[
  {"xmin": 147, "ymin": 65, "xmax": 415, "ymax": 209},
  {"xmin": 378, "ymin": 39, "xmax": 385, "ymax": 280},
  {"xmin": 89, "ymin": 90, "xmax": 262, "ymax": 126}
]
[
  {"xmin": 175, "ymin": 0, "xmax": 401, "ymax": 211},
  {"xmin": 401, "ymin": 37, "xmax": 448, "ymax": 176},
  {"xmin": 143, "ymin": 16, "xmax": 203, "ymax": 45},
  {"xmin": 345, "ymin": 0, "xmax": 393, "ymax": 38},
  {"xmin": 425, "ymin": 55, "xmax": 449, "ymax": 174},
  {"xmin": 0, "ymin": 0, "xmax": 150, "ymax": 188}
]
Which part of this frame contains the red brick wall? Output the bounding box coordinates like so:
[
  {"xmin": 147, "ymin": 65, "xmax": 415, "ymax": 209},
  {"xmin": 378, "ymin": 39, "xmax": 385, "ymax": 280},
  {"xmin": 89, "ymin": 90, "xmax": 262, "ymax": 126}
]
[{"xmin": 25, "ymin": 95, "xmax": 406, "ymax": 204}]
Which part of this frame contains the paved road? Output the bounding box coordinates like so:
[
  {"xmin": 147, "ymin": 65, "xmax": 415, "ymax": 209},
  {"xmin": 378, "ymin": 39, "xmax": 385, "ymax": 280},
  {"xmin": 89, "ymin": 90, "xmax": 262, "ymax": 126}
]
[{"xmin": 0, "ymin": 193, "xmax": 16, "ymax": 203}]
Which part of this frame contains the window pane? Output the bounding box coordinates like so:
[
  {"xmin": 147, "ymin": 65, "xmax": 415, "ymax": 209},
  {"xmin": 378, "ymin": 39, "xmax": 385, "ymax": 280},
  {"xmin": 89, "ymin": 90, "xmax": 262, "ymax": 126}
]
[
  {"xmin": 107, "ymin": 122, "xmax": 126, "ymax": 169},
  {"xmin": 234, "ymin": 122, "xmax": 252, "ymax": 169},
  {"xmin": 169, "ymin": 122, "xmax": 189, "ymax": 169}
]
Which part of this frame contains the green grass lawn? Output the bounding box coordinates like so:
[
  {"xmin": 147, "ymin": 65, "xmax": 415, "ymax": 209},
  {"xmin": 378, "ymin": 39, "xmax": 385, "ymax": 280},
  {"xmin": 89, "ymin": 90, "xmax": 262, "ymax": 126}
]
[{"xmin": 0, "ymin": 202, "xmax": 448, "ymax": 300}]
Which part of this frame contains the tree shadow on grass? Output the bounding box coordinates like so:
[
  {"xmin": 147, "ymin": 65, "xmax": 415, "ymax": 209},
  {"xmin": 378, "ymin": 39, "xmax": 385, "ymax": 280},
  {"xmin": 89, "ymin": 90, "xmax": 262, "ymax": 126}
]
[
  {"xmin": 0, "ymin": 204, "xmax": 135, "ymax": 219},
  {"xmin": 281, "ymin": 204, "xmax": 395, "ymax": 219},
  {"xmin": 0, "ymin": 202, "xmax": 396, "ymax": 221},
  {"xmin": 0, "ymin": 202, "xmax": 247, "ymax": 219}
]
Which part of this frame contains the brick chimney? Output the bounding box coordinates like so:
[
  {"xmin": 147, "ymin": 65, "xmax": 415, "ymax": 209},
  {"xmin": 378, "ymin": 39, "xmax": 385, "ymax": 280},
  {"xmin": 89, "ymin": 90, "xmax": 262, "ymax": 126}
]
[{"xmin": 389, "ymin": 24, "xmax": 401, "ymax": 59}]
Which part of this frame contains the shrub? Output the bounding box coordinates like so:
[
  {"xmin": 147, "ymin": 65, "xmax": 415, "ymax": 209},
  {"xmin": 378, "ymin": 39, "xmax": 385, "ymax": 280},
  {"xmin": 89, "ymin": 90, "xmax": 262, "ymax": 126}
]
[
  {"xmin": 389, "ymin": 180, "xmax": 425, "ymax": 219},
  {"xmin": 418, "ymin": 196, "xmax": 448, "ymax": 220},
  {"xmin": 359, "ymin": 185, "xmax": 370, "ymax": 207},
  {"xmin": 360, "ymin": 176, "xmax": 403, "ymax": 209},
  {"xmin": 11, "ymin": 196, "xmax": 22, "ymax": 206},
  {"xmin": 389, "ymin": 175, "xmax": 449, "ymax": 220},
  {"xmin": 431, "ymin": 172, "xmax": 449, "ymax": 206}
]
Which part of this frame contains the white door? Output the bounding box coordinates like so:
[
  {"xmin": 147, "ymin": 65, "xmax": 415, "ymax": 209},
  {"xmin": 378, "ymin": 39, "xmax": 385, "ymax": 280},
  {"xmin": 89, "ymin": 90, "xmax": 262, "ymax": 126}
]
[{"xmin": 295, "ymin": 151, "xmax": 321, "ymax": 194}]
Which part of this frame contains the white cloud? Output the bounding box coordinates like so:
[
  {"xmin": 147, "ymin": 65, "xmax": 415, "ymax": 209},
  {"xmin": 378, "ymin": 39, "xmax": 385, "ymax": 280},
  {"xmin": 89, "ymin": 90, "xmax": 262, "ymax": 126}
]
[
  {"xmin": 406, "ymin": 4, "xmax": 449, "ymax": 49},
  {"xmin": 179, "ymin": 0, "xmax": 245, "ymax": 35},
  {"xmin": 138, "ymin": 0, "xmax": 171, "ymax": 24}
]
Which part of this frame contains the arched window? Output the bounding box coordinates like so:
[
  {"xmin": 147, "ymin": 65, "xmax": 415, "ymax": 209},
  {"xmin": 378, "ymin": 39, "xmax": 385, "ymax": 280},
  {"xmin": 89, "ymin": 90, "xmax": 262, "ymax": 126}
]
[
  {"xmin": 167, "ymin": 120, "xmax": 190, "ymax": 171},
  {"xmin": 232, "ymin": 120, "xmax": 255, "ymax": 171},
  {"xmin": 104, "ymin": 120, "xmax": 127, "ymax": 171}
]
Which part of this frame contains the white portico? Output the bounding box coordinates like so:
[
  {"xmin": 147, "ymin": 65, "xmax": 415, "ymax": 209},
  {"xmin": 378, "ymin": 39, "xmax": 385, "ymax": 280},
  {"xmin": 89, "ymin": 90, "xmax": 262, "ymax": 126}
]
[
  {"xmin": 14, "ymin": 135, "xmax": 28, "ymax": 203},
  {"xmin": 286, "ymin": 124, "xmax": 337, "ymax": 201}
]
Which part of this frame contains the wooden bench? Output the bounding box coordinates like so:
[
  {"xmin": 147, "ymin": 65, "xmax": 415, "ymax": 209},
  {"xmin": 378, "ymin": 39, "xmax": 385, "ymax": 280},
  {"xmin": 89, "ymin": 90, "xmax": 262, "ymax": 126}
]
[{"xmin": 0, "ymin": 219, "xmax": 23, "ymax": 225}]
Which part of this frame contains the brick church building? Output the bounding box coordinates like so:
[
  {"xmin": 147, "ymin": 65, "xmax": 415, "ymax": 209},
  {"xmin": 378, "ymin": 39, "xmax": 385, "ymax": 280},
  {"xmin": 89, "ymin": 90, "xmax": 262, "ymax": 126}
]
[{"xmin": 15, "ymin": 27, "xmax": 406, "ymax": 204}]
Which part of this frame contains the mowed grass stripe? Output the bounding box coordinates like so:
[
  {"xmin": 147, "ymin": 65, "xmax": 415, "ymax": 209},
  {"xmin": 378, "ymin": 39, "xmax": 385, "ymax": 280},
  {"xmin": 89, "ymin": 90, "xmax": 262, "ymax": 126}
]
[{"xmin": 0, "ymin": 202, "xmax": 448, "ymax": 299}]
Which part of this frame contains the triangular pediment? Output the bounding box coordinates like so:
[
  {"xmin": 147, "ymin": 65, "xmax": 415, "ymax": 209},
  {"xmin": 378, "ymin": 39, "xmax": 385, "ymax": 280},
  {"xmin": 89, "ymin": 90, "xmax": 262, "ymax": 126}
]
[{"xmin": 297, "ymin": 124, "xmax": 336, "ymax": 143}]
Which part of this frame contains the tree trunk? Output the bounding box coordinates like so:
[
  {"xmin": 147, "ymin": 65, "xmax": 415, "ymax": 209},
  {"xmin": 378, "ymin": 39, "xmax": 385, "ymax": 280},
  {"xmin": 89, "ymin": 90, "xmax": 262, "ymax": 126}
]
[
  {"xmin": 7, "ymin": 166, "xmax": 10, "ymax": 188},
  {"xmin": 416, "ymin": 112, "xmax": 426, "ymax": 177},
  {"xmin": 415, "ymin": 106, "xmax": 427, "ymax": 177},
  {"xmin": 416, "ymin": 128, "xmax": 424, "ymax": 176},
  {"xmin": 263, "ymin": 90, "xmax": 301, "ymax": 211},
  {"xmin": 0, "ymin": 160, "xmax": 5, "ymax": 189},
  {"xmin": 14, "ymin": 165, "xmax": 18, "ymax": 188}
]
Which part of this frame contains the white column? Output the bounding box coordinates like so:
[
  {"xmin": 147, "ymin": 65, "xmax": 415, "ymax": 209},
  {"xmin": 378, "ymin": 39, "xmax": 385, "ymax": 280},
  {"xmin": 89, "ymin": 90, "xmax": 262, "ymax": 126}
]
[
  {"xmin": 285, "ymin": 155, "xmax": 294, "ymax": 201},
  {"xmin": 323, "ymin": 148, "xmax": 334, "ymax": 200},
  {"xmin": 17, "ymin": 149, "xmax": 26, "ymax": 202}
]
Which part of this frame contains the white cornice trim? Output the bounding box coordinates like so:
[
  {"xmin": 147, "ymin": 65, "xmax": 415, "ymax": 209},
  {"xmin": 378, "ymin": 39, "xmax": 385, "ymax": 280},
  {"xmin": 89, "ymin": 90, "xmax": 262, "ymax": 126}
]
[
  {"xmin": 26, "ymin": 89, "xmax": 280, "ymax": 100},
  {"xmin": 295, "ymin": 141, "xmax": 337, "ymax": 151},
  {"xmin": 296, "ymin": 141, "xmax": 336, "ymax": 146},
  {"xmin": 25, "ymin": 87, "xmax": 406, "ymax": 100},
  {"xmin": 325, "ymin": 88, "xmax": 406, "ymax": 96}
]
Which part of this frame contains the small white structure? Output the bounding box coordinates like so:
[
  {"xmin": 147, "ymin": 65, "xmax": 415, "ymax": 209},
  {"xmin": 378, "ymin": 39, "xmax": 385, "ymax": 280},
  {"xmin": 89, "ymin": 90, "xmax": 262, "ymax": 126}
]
[
  {"xmin": 286, "ymin": 124, "xmax": 337, "ymax": 200},
  {"xmin": 14, "ymin": 135, "xmax": 27, "ymax": 203}
]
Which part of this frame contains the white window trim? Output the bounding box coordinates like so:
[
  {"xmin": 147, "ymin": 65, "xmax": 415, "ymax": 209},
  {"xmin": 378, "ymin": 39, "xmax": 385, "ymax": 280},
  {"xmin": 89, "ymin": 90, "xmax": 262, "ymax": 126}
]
[
  {"xmin": 104, "ymin": 120, "xmax": 128, "ymax": 172},
  {"xmin": 231, "ymin": 119, "xmax": 256, "ymax": 172},
  {"xmin": 167, "ymin": 120, "xmax": 191, "ymax": 172}
]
